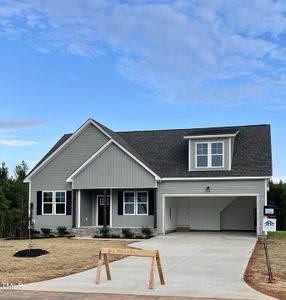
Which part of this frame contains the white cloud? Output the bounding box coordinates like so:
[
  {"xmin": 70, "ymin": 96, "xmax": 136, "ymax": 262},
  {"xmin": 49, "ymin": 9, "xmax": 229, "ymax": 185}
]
[
  {"xmin": 1, "ymin": 0, "xmax": 286, "ymax": 105},
  {"xmin": 0, "ymin": 117, "xmax": 47, "ymax": 130},
  {"xmin": 0, "ymin": 138, "xmax": 38, "ymax": 146}
]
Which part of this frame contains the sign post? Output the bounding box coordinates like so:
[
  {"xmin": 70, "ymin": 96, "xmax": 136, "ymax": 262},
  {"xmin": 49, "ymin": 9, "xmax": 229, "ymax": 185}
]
[{"xmin": 262, "ymin": 206, "xmax": 276, "ymax": 283}]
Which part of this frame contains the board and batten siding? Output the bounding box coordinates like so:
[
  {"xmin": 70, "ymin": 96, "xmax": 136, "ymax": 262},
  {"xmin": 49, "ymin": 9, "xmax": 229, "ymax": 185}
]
[
  {"xmin": 156, "ymin": 179, "xmax": 266, "ymax": 235},
  {"xmin": 189, "ymin": 138, "xmax": 230, "ymax": 171},
  {"xmin": 72, "ymin": 143, "xmax": 157, "ymax": 189},
  {"xmin": 111, "ymin": 189, "xmax": 154, "ymax": 228},
  {"xmin": 30, "ymin": 124, "xmax": 109, "ymax": 230}
]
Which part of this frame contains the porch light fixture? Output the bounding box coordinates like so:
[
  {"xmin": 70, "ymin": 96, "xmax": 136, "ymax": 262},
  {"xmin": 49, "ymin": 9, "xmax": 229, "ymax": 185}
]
[{"xmin": 206, "ymin": 186, "xmax": 211, "ymax": 192}]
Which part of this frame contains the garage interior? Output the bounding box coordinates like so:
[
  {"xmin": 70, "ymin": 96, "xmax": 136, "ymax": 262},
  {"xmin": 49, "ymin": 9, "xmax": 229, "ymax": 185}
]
[{"xmin": 164, "ymin": 196, "xmax": 257, "ymax": 233}]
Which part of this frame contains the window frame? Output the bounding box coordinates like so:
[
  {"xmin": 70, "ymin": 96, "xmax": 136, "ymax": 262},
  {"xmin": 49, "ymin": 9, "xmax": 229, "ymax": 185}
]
[
  {"xmin": 42, "ymin": 191, "xmax": 54, "ymax": 215},
  {"xmin": 55, "ymin": 190, "xmax": 66, "ymax": 216},
  {"xmin": 42, "ymin": 191, "xmax": 67, "ymax": 216},
  {"xmin": 195, "ymin": 142, "xmax": 208, "ymax": 168},
  {"xmin": 123, "ymin": 191, "xmax": 149, "ymax": 216},
  {"xmin": 136, "ymin": 191, "xmax": 149, "ymax": 216},
  {"xmin": 195, "ymin": 141, "xmax": 224, "ymax": 168},
  {"xmin": 123, "ymin": 191, "xmax": 135, "ymax": 215}
]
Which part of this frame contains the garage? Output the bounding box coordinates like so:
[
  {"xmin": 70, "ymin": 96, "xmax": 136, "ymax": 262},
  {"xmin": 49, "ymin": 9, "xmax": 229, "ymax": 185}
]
[{"xmin": 164, "ymin": 195, "xmax": 257, "ymax": 233}]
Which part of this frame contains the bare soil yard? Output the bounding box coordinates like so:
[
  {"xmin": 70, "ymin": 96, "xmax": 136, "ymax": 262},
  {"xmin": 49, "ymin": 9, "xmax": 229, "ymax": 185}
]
[
  {"xmin": 0, "ymin": 238, "xmax": 131, "ymax": 284},
  {"xmin": 245, "ymin": 238, "xmax": 286, "ymax": 300}
]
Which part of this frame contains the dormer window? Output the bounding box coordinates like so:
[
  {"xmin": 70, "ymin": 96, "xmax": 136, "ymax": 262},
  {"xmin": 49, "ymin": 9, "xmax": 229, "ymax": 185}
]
[{"xmin": 195, "ymin": 142, "xmax": 224, "ymax": 168}]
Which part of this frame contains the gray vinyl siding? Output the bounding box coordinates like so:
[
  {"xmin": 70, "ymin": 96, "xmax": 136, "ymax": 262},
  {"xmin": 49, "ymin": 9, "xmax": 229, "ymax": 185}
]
[
  {"xmin": 30, "ymin": 124, "xmax": 109, "ymax": 230},
  {"xmin": 33, "ymin": 215, "xmax": 72, "ymax": 231},
  {"xmin": 190, "ymin": 138, "xmax": 230, "ymax": 171},
  {"xmin": 80, "ymin": 190, "xmax": 93, "ymax": 226},
  {"xmin": 73, "ymin": 143, "xmax": 156, "ymax": 189},
  {"xmin": 111, "ymin": 189, "xmax": 154, "ymax": 228},
  {"xmin": 156, "ymin": 179, "xmax": 266, "ymax": 235}
]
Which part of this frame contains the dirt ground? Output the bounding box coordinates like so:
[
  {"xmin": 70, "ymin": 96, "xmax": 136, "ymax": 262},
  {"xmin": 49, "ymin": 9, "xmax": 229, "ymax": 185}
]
[
  {"xmin": 245, "ymin": 239, "xmax": 286, "ymax": 300},
  {"xmin": 0, "ymin": 290, "xmax": 247, "ymax": 300},
  {"xmin": 0, "ymin": 238, "xmax": 131, "ymax": 284}
]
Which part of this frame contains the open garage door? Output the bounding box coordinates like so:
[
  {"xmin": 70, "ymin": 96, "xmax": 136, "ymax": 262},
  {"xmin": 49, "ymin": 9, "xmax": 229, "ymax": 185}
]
[{"xmin": 164, "ymin": 196, "xmax": 257, "ymax": 233}]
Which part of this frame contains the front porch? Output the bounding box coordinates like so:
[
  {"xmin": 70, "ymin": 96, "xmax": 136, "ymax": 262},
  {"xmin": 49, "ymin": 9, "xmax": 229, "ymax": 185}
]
[{"xmin": 72, "ymin": 189, "xmax": 157, "ymax": 232}]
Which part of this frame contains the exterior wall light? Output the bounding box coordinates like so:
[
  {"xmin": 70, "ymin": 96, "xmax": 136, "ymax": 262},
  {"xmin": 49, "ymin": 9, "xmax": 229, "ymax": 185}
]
[{"xmin": 206, "ymin": 186, "xmax": 211, "ymax": 192}]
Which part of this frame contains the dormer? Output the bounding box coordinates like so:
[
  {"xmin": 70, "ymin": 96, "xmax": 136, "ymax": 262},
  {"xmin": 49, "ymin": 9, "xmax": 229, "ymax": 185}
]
[{"xmin": 184, "ymin": 128, "xmax": 239, "ymax": 171}]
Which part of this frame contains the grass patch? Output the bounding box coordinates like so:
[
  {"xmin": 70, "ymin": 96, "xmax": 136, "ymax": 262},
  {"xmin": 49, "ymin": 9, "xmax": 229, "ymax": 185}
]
[
  {"xmin": 267, "ymin": 231, "xmax": 286, "ymax": 239},
  {"xmin": 0, "ymin": 238, "xmax": 131, "ymax": 284}
]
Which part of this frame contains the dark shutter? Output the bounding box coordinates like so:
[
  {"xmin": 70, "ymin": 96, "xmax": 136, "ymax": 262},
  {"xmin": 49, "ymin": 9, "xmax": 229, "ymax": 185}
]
[
  {"xmin": 37, "ymin": 191, "xmax": 42, "ymax": 215},
  {"xmin": 118, "ymin": 191, "xmax": 123, "ymax": 215},
  {"xmin": 149, "ymin": 190, "xmax": 155, "ymax": 215},
  {"xmin": 66, "ymin": 191, "xmax": 72, "ymax": 215}
]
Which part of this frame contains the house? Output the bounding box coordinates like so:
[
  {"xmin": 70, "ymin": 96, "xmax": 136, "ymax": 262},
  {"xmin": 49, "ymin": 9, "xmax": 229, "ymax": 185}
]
[{"xmin": 24, "ymin": 119, "xmax": 272, "ymax": 236}]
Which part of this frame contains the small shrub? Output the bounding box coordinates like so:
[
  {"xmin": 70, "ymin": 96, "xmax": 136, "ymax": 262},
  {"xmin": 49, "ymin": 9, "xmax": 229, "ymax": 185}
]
[
  {"xmin": 110, "ymin": 234, "xmax": 121, "ymax": 239},
  {"xmin": 41, "ymin": 228, "xmax": 51, "ymax": 237},
  {"xmin": 30, "ymin": 229, "xmax": 40, "ymax": 237},
  {"xmin": 99, "ymin": 226, "xmax": 110, "ymax": 238},
  {"xmin": 57, "ymin": 226, "xmax": 67, "ymax": 236},
  {"xmin": 134, "ymin": 235, "xmax": 144, "ymax": 239},
  {"xmin": 93, "ymin": 234, "xmax": 100, "ymax": 238},
  {"xmin": 141, "ymin": 226, "xmax": 153, "ymax": 238},
  {"xmin": 122, "ymin": 228, "xmax": 134, "ymax": 239}
]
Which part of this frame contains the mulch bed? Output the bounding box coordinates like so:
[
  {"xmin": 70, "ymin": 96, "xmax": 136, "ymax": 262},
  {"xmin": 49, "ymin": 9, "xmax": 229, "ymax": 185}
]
[{"xmin": 13, "ymin": 249, "xmax": 49, "ymax": 258}]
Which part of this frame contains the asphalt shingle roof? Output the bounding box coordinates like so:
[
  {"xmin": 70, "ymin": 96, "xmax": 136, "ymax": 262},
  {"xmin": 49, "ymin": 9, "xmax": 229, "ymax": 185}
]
[
  {"xmin": 117, "ymin": 124, "xmax": 272, "ymax": 177},
  {"xmin": 28, "ymin": 123, "xmax": 272, "ymax": 178}
]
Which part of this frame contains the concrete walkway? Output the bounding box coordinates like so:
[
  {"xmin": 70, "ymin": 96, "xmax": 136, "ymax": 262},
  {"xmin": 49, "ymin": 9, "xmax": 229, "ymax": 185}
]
[{"xmin": 22, "ymin": 232, "xmax": 274, "ymax": 299}]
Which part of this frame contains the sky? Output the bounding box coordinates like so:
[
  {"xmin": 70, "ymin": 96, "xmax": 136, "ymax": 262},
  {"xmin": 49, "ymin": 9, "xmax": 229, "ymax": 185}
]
[{"xmin": 0, "ymin": 0, "xmax": 285, "ymax": 181}]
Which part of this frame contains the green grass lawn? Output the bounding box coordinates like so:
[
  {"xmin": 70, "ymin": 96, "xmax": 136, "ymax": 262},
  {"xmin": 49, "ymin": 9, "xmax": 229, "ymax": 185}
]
[{"xmin": 268, "ymin": 231, "xmax": 286, "ymax": 239}]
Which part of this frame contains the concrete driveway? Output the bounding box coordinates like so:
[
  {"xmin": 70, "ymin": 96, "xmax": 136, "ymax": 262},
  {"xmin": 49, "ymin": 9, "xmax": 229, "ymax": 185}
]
[{"xmin": 22, "ymin": 232, "xmax": 273, "ymax": 299}]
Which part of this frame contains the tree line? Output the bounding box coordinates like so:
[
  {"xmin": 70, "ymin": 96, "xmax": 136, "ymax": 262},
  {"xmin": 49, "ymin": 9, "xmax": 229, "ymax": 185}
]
[
  {"xmin": 0, "ymin": 161, "xmax": 28, "ymax": 238},
  {"xmin": 0, "ymin": 160, "xmax": 285, "ymax": 238},
  {"xmin": 268, "ymin": 180, "xmax": 286, "ymax": 230}
]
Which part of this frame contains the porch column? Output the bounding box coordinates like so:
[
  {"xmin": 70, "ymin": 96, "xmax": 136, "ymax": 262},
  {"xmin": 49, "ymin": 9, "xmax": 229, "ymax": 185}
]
[
  {"xmin": 103, "ymin": 189, "xmax": 107, "ymax": 227},
  {"xmin": 72, "ymin": 190, "xmax": 77, "ymax": 227},
  {"xmin": 77, "ymin": 190, "xmax": 81, "ymax": 228}
]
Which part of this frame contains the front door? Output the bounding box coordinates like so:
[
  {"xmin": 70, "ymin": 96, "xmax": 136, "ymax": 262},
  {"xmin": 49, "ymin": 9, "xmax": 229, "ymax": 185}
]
[{"xmin": 97, "ymin": 196, "xmax": 110, "ymax": 226}]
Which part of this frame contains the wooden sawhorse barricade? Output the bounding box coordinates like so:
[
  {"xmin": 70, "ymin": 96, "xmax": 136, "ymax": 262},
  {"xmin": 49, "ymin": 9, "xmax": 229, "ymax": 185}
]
[{"xmin": 95, "ymin": 247, "xmax": 165, "ymax": 289}]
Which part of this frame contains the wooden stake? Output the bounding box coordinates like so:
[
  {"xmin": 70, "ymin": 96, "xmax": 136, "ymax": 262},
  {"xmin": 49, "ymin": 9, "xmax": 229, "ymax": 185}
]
[
  {"xmin": 103, "ymin": 253, "xmax": 111, "ymax": 280},
  {"xmin": 156, "ymin": 251, "xmax": 165, "ymax": 285},
  {"xmin": 149, "ymin": 256, "xmax": 155, "ymax": 289},
  {"xmin": 95, "ymin": 251, "xmax": 102, "ymax": 284}
]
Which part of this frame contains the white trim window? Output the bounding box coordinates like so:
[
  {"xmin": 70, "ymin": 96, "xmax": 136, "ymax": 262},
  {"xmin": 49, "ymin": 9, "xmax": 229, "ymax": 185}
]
[
  {"xmin": 196, "ymin": 141, "xmax": 224, "ymax": 168},
  {"xmin": 123, "ymin": 191, "xmax": 149, "ymax": 215},
  {"xmin": 137, "ymin": 191, "xmax": 149, "ymax": 215},
  {"xmin": 123, "ymin": 191, "xmax": 135, "ymax": 215},
  {"xmin": 43, "ymin": 191, "xmax": 53, "ymax": 215},
  {"xmin": 42, "ymin": 191, "xmax": 66, "ymax": 215},
  {"xmin": 211, "ymin": 142, "xmax": 223, "ymax": 167},
  {"xmin": 196, "ymin": 143, "xmax": 208, "ymax": 167},
  {"xmin": 55, "ymin": 191, "xmax": 66, "ymax": 215}
]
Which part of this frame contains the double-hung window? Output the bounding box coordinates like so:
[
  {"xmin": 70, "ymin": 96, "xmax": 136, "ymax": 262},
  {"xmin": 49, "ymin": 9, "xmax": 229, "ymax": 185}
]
[
  {"xmin": 196, "ymin": 143, "xmax": 208, "ymax": 167},
  {"xmin": 55, "ymin": 191, "xmax": 66, "ymax": 215},
  {"xmin": 123, "ymin": 191, "xmax": 135, "ymax": 215},
  {"xmin": 123, "ymin": 191, "xmax": 149, "ymax": 215},
  {"xmin": 196, "ymin": 142, "xmax": 224, "ymax": 168},
  {"xmin": 137, "ymin": 191, "xmax": 148, "ymax": 215},
  {"xmin": 42, "ymin": 191, "xmax": 66, "ymax": 215},
  {"xmin": 211, "ymin": 142, "xmax": 223, "ymax": 167},
  {"xmin": 43, "ymin": 191, "xmax": 53, "ymax": 215}
]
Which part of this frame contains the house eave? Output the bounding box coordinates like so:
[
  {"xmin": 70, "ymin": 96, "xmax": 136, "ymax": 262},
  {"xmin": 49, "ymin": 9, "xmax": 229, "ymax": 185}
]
[
  {"xmin": 183, "ymin": 131, "xmax": 239, "ymax": 139},
  {"xmin": 159, "ymin": 176, "xmax": 271, "ymax": 181}
]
